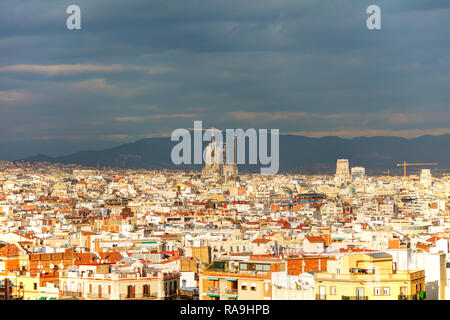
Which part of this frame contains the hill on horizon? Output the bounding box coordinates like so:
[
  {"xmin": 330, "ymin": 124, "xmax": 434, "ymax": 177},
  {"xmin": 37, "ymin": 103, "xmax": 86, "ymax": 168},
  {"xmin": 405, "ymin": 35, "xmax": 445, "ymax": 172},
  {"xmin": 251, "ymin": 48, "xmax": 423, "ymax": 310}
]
[{"xmin": 19, "ymin": 134, "xmax": 450, "ymax": 175}]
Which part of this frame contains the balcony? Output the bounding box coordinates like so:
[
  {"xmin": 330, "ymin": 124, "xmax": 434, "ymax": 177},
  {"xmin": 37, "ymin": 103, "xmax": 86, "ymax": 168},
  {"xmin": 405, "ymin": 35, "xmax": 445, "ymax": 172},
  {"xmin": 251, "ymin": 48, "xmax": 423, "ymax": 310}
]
[
  {"xmin": 225, "ymin": 288, "xmax": 238, "ymax": 295},
  {"xmin": 59, "ymin": 291, "xmax": 82, "ymax": 299},
  {"xmin": 316, "ymin": 270, "xmax": 425, "ymax": 282},
  {"xmin": 398, "ymin": 295, "xmax": 418, "ymax": 300},
  {"xmin": 141, "ymin": 292, "xmax": 160, "ymax": 299},
  {"xmin": 87, "ymin": 293, "xmax": 111, "ymax": 299},
  {"xmin": 119, "ymin": 293, "xmax": 159, "ymax": 300},
  {"xmin": 342, "ymin": 296, "xmax": 368, "ymax": 300},
  {"xmin": 208, "ymin": 286, "xmax": 219, "ymax": 293},
  {"xmin": 349, "ymin": 268, "xmax": 374, "ymax": 275}
]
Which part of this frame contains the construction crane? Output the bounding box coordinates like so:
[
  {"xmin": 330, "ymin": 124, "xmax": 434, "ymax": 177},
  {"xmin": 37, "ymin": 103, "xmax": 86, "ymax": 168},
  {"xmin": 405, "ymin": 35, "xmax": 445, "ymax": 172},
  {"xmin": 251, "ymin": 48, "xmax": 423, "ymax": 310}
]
[
  {"xmin": 396, "ymin": 161, "xmax": 438, "ymax": 178},
  {"xmin": 383, "ymin": 169, "xmax": 391, "ymax": 177}
]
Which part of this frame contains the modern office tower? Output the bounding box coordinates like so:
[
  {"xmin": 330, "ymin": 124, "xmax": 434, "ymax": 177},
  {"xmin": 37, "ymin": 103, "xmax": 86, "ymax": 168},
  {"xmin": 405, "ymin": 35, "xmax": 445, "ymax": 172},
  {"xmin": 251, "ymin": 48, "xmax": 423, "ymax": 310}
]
[
  {"xmin": 335, "ymin": 159, "xmax": 351, "ymax": 182},
  {"xmin": 420, "ymin": 169, "xmax": 432, "ymax": 187},
  {"xmin": 351, "ymin": 166, "xmax": 366, "ymax": 180}
]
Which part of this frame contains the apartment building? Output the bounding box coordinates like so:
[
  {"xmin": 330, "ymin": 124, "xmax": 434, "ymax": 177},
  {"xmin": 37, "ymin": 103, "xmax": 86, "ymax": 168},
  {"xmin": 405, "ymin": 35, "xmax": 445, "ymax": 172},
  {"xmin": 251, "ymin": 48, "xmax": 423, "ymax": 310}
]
[
  {"xmin": 59, "ymin": 265, "xmax": 180, "ymax": 300},
  {"xmin": 314, "ymin": 252, "xmax": 425, "ymax": 300},
  {"xmin": 199, "ymin": 257, "xmax": 284, "ymax": 300}
]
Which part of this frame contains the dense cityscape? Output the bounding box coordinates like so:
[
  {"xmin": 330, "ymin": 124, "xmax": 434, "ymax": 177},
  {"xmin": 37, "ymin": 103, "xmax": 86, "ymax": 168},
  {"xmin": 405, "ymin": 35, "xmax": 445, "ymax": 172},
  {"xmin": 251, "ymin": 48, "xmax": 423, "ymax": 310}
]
[{"xmin": 0, "ymin": 158, "xmax": 448, "ymax": 300}]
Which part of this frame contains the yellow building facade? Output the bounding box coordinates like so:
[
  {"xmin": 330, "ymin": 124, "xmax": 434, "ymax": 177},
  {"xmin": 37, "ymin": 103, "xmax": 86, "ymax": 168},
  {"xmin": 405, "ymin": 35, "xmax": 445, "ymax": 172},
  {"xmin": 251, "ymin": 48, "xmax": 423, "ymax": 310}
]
[{"xmin": 314, "ymin": 252, "xmax": 425, "ymax": 300}]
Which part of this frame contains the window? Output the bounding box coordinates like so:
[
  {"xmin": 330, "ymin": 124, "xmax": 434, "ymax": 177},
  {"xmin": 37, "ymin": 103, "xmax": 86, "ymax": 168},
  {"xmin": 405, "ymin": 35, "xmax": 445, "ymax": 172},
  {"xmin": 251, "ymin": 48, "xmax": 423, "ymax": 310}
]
[
  {"xmin": 374, "ymin": 287, "xmax": 381, "ymax": 296},
  {"xmin": 108, "ymin": 285, "xmax": 111, "ymax": 295},
  {"xmin": 400, "ymin": 286, "xmax": 407, "ymax": 296},
  {"xmin": 241, "ymin": 282, "xmax": 248, "ymax": 290},
  {"xmin": 240, "ymin": 263, "xmax": 248, "ymax": 270},
  {"xmin": 33, "ymin": 283, "xmax": 37, "ymax": 290},
  {"xmin": 330, "ymin": 286, "xmax": 336, "ymax": 295},
  {"xmin": 383, "ymin": 287, "xmax": 390, "ymax": 296},
  {"xmin": 336, "ymin": 268, "xmax": 341, "ymax": 275},
  {"xmin": 143, "ymin": 284, "xmax": 149, "ymax": 297},
  {"xmin": 256, "ymin": 264, "xmax": 270, "ymax": 272},
  {"xmin": 319, "ymin": 286, "xmax": 326, "ymax": 300},
  {"xmin": 251, "ymin": 284, "xmax": 256, "ymax": 291},
  {"xmin": 127, "ymin": 285, "xmax": 135, "ymax": 298},
  {"xmin": 210, "ymin": 280, "xmax": 218, "ymax": 287},
  {"xmin": 356, "ymin": 288, "xmax": 365, "ymax": 300},
  {"xmin": 89, "ymin": 284, "xmax": 92, "ymax": 293}
]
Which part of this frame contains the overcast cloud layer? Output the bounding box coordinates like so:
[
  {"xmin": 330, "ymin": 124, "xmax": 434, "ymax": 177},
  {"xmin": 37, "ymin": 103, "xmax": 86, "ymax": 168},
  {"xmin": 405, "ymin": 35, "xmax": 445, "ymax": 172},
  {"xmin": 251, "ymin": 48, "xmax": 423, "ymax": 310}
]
[{"xmin": 0, "ymin": 0, "xmax": 449, "ymax": 159}]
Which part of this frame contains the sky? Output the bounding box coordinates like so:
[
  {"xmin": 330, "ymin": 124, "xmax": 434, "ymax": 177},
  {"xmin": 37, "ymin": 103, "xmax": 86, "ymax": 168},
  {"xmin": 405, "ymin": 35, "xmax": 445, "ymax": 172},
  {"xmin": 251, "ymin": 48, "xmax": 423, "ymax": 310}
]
[{"xmin": 0, "ymin": 0, "xmax": 449, "ymax": 160}]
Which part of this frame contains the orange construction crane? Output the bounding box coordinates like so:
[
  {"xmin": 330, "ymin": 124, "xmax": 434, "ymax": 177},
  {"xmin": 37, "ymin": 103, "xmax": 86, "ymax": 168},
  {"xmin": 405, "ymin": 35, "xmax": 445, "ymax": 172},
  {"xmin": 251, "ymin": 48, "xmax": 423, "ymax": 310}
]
[{"xmin": 396, "ymin": 161, "xmax": 438, "ymax": 178}]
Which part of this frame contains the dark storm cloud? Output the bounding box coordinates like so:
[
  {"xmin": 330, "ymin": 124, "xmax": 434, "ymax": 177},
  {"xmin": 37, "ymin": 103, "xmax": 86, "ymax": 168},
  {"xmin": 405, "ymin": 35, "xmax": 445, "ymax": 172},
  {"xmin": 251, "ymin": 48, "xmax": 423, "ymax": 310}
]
[{"xmin": 0, "ymin": 0, "xmax": 449, "ymax": 159}]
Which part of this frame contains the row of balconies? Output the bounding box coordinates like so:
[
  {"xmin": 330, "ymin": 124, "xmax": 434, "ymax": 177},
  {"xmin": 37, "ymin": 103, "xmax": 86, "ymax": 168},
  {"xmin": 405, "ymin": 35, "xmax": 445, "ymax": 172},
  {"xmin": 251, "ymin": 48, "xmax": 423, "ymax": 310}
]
[
  {"xmin": 207, "ymin": 286, "xmax": 238, "ymax": 294},
  {"xmin": 316, "ymin": 270, "xmax": 424, "ymax": 282},
  {"xmin": 316, "ymin": 294, "xmax": 419, "ymax": 300},
  {"xmin": 316, "ymin": 294, "xmax": 368, "ymax": 300},
  {"xmin": 60, "ymin": 291, "xmax": 161, "ymax": 299}
]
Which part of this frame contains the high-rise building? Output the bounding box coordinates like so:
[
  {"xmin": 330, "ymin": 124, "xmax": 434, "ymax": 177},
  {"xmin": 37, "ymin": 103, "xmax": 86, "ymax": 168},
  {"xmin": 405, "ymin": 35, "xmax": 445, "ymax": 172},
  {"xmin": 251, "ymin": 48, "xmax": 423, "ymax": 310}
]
[
  {"xmin": 335, "ymin": 159, "xmax": 351, "ymax": 183},
  {"xmin": 351, "ymin": 167, "xmax": 366, "ymax": 180},
  {"xmin": 420, "ymin": 169, "xmax": 432, "ymax": 187}
]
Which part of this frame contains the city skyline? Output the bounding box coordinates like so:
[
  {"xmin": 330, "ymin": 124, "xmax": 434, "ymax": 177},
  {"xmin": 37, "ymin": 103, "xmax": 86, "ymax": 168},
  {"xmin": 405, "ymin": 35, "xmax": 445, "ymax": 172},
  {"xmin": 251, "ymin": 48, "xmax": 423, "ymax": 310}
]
[
  {"xmin": 0, "ymin": 159, "xmax": 448, "ymax": 301},
  {"xmin": 1, "ymin": 0, "xmax": 450, "ymax": 309}
]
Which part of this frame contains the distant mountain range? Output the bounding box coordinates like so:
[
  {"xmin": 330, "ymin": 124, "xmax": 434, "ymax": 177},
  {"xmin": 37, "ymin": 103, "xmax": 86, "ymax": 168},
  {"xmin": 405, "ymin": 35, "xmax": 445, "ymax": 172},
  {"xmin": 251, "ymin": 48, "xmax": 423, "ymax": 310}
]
[{"xmin": 20, "ymin": 134, "xmax": 450, "ymax": 175}]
